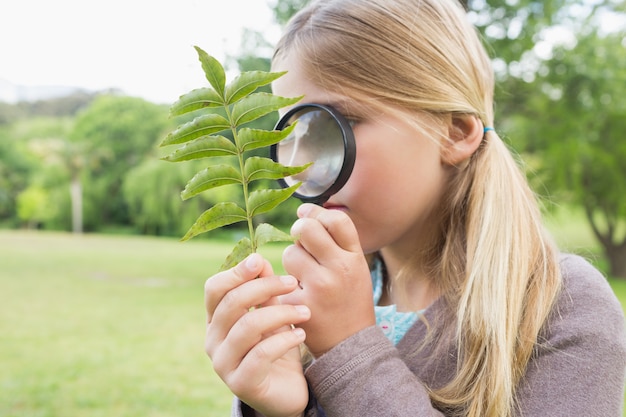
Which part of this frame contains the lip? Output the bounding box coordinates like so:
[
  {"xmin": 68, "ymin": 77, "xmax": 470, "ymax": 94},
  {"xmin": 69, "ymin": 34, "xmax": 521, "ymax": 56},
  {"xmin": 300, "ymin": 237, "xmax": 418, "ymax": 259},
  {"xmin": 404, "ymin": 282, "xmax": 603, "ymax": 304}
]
[{"xmin": 322, "ymin": 202, "xmax": 347, "ymax": 211}]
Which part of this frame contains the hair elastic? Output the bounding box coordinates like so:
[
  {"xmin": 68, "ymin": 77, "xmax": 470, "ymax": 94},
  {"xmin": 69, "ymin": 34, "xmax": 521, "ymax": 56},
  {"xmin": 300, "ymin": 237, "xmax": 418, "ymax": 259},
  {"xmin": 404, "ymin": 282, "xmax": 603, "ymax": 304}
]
[{"xmin": 483, "ymin": 127, "xmax": 494, "ymax": 133}]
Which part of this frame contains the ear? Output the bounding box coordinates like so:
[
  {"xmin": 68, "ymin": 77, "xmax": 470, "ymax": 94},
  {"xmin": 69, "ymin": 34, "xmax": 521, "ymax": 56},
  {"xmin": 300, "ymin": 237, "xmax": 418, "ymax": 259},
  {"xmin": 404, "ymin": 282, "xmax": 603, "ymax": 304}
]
[{"xmin": 441, "ymin": 115, "xmax": 484, "ymax": 166}]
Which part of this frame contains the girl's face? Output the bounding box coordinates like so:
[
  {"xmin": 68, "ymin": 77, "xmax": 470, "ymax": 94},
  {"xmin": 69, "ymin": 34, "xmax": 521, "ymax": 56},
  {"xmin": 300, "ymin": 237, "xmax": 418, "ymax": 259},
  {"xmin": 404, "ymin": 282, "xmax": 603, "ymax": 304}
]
[{"xmin": 272, "ymin": 54, "xmax": 451, "ymax": 257}]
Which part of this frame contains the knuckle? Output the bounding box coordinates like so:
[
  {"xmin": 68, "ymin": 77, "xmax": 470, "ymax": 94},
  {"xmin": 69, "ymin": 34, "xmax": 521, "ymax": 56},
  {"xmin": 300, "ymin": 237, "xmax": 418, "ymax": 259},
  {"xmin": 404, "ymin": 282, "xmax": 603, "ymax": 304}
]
[
  {"xmin": 237, "ymin": 310, "xmax": 256, "ymax": 331},
  {"xmin": 325, "ymin": 209, "xmax": 352, "ymax": 229},
  {"xmin": 211, "ymin": 353, "xmax": 229, "ymax": 378},
  {"xmin": 227, "ymin": 375, "xmax": 250, "ymax": 398},
  {"xmin": 204, "ymin": 324, "xmax": 219, "ymax": 358},
  {"xmin": 204, "ymin": 275, "xmax": 222, "ymax": 298},
  {"xmin": 204, "ymin": 337, "xmax": 214, "ymax": 358},
  {"xmin": 221, "ymin": 288, "xmax": 241, "ymax": 309},
  {"xmin": 232, "ymin": 263, "xmax": 249, "ymax": 282},
  {"xmin": 249, "ymin": 342, "xmax": 270, "ymax": 364}
]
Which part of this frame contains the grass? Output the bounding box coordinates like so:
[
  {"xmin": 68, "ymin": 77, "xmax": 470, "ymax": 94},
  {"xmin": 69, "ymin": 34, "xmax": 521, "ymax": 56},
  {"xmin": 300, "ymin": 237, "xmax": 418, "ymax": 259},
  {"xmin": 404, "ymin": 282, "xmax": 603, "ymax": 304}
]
[
  {"xmin": 0, "ymin": 230, "xmax": 285, "ymax": 417},
  {"xmin": 1, "ymin": 206, "xmax": 624, "ymax": 416}
]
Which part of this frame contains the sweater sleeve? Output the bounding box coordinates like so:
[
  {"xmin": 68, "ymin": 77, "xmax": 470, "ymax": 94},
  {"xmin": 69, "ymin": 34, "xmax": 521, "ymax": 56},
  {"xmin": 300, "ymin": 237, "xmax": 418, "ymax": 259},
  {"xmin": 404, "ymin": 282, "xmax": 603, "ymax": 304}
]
[
  {"xmin": 230, "ymin": 255, "xmax": 625, "ymax": 417},
  {"xmin": 514, "ymin": 254, "xmax": 626, "ymax": 417},
  {"xmin": 304, "ymin": 325, "xmax": 445, "ymax": 416}
]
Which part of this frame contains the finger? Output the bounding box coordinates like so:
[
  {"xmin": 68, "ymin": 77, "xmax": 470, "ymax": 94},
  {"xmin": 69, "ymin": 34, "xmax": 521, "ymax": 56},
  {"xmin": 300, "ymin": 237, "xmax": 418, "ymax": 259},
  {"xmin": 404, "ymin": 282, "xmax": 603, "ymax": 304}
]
[
  {"xmin": 291, "ymin": 215, "xmax": 358, "ymax": 267},
  {"xmin": 205, "ymin": 275, "xmax": 300, "ymax": 356},
  {"xmin": 205, "ymin": 253, "xmax": 268, "ymax": 323},
  {"xmin": 222, "ymin": 326, "xmax": 307, "ymax": 400},
  {"xmin": 211, "ymin": 304, "xmax": 310, "ymax": 378},
  {"xmin": 236, "ymin": 327, "xmax": 306, "ymax": 383},
  {"xmin": 297, "ymin": 204, "xmax": 362, "ymax": 253},
  {"xmin": 256, "ymin": 258, "xmax": 285, "ymax": 308},
  {"xmin": 282, "ymin": 244, "xmax": 319, "ymax": 287}
]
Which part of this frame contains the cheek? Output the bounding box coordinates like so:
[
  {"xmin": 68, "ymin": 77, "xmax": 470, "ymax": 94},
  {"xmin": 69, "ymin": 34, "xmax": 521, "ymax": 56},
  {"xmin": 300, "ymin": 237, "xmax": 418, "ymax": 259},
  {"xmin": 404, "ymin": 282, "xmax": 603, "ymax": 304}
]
[{"xmin": 342, "ymin": 152, "xmax": 388, "ymax": 199}]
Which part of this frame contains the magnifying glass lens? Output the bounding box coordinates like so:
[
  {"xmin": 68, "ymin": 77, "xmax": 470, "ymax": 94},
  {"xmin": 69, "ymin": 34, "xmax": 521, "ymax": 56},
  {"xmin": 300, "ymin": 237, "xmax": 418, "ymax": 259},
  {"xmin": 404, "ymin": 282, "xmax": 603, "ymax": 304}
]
[
  {"xmin": 277, "ymin": 108, "xmax": 345, "ymax": 197},
  {"xmin": 272, "ymin": 104, "xmax": 356, "ymax": 204}
]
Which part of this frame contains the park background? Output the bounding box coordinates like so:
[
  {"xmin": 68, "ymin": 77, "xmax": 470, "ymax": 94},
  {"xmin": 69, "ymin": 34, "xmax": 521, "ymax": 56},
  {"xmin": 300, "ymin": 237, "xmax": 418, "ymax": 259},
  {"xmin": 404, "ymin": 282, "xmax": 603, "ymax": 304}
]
[{"xmin": 1, "ymin": 0, "xmax": 625, "ymax": 416}]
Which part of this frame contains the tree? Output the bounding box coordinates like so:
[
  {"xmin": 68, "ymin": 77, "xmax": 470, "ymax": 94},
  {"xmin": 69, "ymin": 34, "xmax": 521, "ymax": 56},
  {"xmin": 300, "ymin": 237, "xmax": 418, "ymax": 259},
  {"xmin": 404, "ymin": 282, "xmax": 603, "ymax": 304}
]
[
  {"xmin": 0, "ymin": 116, "xmax": 72, "ymax": 228},
  {"xmin": 513, "ymin": 29, "xmax": 626, "ymax": 277},
  {"xmin": 123, "ymin": 158, "xmax": 225, "ymax": 236},
  {"xmin": 70, "ymin": 95, "xmax": 168, "ymax": 231},
  {"xmin": 0, "ymin": 94, "xmax": 98, "ymax": 230},
  {"xmin": 0, "ymin": 125, "xmax": 35, "ymax": 224},
  {"xmin": 27, "ymin": 135, "xmax": 84, "ymax": 233},
  {"xmin": 16, "ymin": 185, "xmax": 55, "ymax": 229}
]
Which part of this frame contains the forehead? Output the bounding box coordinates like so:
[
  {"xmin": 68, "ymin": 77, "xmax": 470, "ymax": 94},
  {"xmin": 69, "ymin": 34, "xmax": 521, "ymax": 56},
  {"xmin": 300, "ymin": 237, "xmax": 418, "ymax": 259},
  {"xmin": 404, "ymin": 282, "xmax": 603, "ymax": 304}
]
[{"xmin": 271, "ymin": 53, "xmax": 353, "ymax": 114}]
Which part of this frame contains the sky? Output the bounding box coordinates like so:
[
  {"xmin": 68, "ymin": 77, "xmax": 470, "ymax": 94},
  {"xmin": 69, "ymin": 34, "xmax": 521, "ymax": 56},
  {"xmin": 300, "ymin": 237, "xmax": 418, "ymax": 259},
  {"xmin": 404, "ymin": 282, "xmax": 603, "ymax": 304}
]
[{"xmin": 0, "ymin": 0, "xmax": 281, "ymax": 104}]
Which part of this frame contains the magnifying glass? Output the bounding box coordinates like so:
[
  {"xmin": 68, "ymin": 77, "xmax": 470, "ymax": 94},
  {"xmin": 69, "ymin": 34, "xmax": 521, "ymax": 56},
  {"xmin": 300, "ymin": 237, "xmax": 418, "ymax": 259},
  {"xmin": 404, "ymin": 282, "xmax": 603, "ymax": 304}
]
[{"xmin": 270, "ymin": 103, "xmax": 356, "ymax": 205}]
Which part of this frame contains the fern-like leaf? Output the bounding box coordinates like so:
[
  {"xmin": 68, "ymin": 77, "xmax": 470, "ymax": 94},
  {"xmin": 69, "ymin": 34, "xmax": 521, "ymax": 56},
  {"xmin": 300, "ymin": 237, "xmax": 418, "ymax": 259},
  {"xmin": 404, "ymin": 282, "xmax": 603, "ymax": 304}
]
[
  {"xmin": 161, "ymin": 135, "xmax": 237, "ymax": 162},
  {"xmin": 238, "ymin": 123, "xmax": 298, "ymax": 152},
  {"xmin": 248, "ymin": 184, "xmax": 301, "ymax": 217},
  {"xmin": 170, "ymin": 87, "xmax": 223, "ymax": 117},
  {"xmin": 181, "ymin": 165, "xmax": 242, "ymax": 200},
  {"xmin": 255, "ymin": 223, "xmax": 295, "ymax": 247},
  {"xmin": 232, "ymin": 93, "xmax": 301, "ymax": 126},
  {"xmin": 244, "ymin": 156, "xmax": 311, "ymax": 182},
  {"xmin": 195, "ymin": 46, "xmax": 226, "ymax": 98},
  {"xmin": 182, "ymin": 202, "xmax": 247, "ymax": 241},
  {"xmin": 161, "ymin": 113, "xmax": 230, "ymax": 146},
  {"xmin": 220, "ymin": 237, "xmax": 254, "ymax": 271},
  {"xmin": 161, "ymin": 46, "xmax": 305, "ymax": 272},
  {"xmin": 225, "ymin": 71, "xmax": 287, "ymax": 105}
]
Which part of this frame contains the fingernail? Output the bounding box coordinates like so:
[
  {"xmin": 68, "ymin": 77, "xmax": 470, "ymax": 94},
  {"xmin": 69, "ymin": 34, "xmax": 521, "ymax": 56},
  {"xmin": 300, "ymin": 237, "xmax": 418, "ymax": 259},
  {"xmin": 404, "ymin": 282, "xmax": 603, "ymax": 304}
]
[
  {"xmin": 297, "ymin": 203, "xmax": 313, "ymax": 218},
  {"xmin": 245, "ymin": 254, "xmax": 260, "ymax": 270},
  {"xmin": 295, "ymin": 305, "xmax": 310, "ymax": 316},
  {"xmin": 293, "ymin": 327, "xmax": 306, "ymax": 338},
  {"xmin": 291, "ymin": 218, "xmax": 304, "ymax": 235},
  {"xmin": 280, "ymin": 275, "xmax": 297, "ymax": 286}
]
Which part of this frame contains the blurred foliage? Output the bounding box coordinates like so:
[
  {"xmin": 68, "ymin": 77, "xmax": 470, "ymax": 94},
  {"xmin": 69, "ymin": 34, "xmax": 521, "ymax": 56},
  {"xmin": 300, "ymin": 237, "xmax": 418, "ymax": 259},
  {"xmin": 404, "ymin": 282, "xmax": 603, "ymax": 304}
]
[
  {"xmin": 0, "ymin": 0, "xmax": 624, "ymax": 276},
  {"xmin": 69, "ymin": 95, "xmax": 169, "ymax": 230},
  {"xmin": 123, "ymin": 158, "xmax": 218, "ymax": 236},
  {"xmin": 16, "ymin": 185, "xmax": 55, "ymax": 228},
  {"xmin": 510, "ymin": 30, "xmax": 626, "ymax": 277},
  {"xmin": 0, "ymin": 91, "xmax": 98, "ymax": 124}
]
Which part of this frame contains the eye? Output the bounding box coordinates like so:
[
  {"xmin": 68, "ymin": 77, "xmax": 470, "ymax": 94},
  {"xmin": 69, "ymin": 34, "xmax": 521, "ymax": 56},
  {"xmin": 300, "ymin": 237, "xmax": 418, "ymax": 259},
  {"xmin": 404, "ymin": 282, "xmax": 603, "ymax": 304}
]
[{"xmin": 344, "ymin": 116, "xmax": 360, "ymax": 128}]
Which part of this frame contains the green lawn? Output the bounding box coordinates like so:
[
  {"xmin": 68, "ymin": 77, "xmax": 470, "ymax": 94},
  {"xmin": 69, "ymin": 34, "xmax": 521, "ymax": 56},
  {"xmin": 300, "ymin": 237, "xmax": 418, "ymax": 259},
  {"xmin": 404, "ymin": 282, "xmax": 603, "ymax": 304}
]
[
  {"xmin": 0, "ymin": 230, "xmax": 288, "ymax": 417},
  {"xmin": 1, "ymin": 223, "xmax": 624, "ymax": 416}
]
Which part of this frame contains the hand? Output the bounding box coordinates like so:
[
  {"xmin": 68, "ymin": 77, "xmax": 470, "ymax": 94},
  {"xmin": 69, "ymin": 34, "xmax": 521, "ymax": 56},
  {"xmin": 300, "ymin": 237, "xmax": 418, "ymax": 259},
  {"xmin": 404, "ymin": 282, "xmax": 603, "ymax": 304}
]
[
  {"xmin": 205, "ymin": 253, "xmax": 310, "ymax": 417},
  {"xmin": 281, "ymin": 204, "xmax": 376, "ymax": 357}
]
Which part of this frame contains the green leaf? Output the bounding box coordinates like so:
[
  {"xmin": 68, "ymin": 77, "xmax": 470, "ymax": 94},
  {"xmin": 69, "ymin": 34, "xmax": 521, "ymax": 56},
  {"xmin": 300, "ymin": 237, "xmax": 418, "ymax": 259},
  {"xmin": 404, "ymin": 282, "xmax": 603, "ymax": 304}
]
[
  {"xmin": 161, "ymin": 114, "xmax": 230, "ymax": 146},
  {"xmin": 238, "ymin": 123, "xmax": 297, "ymax": 152},
  {"xmin": 219, "ymin": 237, "xmax": 253, "ymax": 271},
  {"xmin": 194, "ymin": 46, "xmax": 226, "ymax": 98},
  {"xmin": 161, "ymin": 135, "xmax": 237, "ymax": 162},
  {"xmin": 181, "ymin": 165, "xmax": 242, "ymax": 200},
  {"xmin": 182, "ymin": 202, "xmax": 247, "ymax": 241},
  {"xmin": 244, "ymin": 156, "xmax": 311, "ymax": 182},
  {"xmin": 224, "ymin": 71, "xmax": 287, "ymax": 105},
  {"xmin": 248, "ymin": 183, "xmax": 301, "ymax": 217},
  {"xmin": 170, "ymin": 87, "xmax": 224, "ymax": 117},
  {"xmin": 231, "ymin": 93, "xmax": 302, "ymax": 126},
  {"xmin": 254, "ymin": 223, "xmax": 295, "ymax": 247}
]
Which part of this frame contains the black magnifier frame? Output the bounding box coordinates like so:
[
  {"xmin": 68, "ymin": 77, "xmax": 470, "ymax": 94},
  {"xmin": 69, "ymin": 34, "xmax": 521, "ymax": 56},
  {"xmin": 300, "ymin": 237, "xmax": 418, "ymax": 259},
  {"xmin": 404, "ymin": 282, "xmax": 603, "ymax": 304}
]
[{"xmin": 270, "ymin": 103, "xmax": 357, "ymax": 205}]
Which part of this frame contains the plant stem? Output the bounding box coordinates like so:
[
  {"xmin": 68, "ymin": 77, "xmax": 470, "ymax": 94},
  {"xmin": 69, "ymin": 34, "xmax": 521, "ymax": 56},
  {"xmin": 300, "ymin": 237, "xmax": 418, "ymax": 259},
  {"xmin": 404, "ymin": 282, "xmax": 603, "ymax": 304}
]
[{"xmin": 225, "ymin": 105, "xmax": 256, "ymax": 252}]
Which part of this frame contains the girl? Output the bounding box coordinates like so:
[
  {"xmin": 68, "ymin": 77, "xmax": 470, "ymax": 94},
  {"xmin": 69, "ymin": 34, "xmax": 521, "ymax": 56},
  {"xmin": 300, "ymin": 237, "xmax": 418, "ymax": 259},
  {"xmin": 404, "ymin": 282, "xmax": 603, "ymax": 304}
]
[{"xmin": 204, "ymin": 0, "xmax": 626, "ymax": 416}]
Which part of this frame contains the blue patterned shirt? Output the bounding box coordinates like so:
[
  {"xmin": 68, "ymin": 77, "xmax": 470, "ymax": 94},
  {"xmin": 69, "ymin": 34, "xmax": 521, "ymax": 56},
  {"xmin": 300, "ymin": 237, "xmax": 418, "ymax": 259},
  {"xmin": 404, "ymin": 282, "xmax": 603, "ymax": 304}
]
[{"xmin": 371, "ymin": 258, "xmax": 423, "ymax": 345}]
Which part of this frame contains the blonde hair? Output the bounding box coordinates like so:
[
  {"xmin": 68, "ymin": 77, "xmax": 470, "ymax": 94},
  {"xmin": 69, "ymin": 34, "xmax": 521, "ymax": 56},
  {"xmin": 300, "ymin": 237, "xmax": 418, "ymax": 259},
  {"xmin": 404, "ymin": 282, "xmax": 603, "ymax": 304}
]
[{"xmin": 274, "ymin": 1, "xmax": 562, "ymax": 416}]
